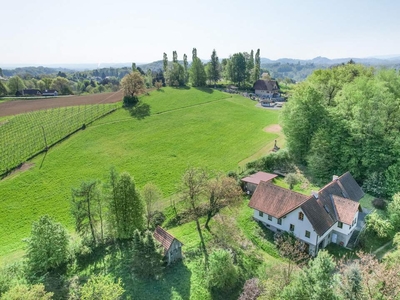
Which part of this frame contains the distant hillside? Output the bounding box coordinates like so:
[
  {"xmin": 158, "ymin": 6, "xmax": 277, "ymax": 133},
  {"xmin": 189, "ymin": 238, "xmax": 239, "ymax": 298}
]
[
  {"xmin": 2, "ymin": 66, "xmax": 74, "ymax": 77},
  {"xmin": 261, "ymin": 56, "xmax": 400, "ymax": 81}
]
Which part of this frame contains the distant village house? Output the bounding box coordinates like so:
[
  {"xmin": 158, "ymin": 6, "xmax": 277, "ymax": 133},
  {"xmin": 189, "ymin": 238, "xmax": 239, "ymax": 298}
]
[
  {"xmin": 153, "ymin": 226, "xmax": 183, "ymax": 265},
  {"xmin": 253, "ymin": 79, "xmax": 280, "ymax": 98}
]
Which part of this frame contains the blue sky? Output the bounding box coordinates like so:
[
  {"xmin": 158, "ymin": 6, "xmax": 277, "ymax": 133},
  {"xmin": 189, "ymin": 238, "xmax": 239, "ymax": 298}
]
[{"xmin": 1, "ymin": 0, "xmax": 399, "ymax": 65}]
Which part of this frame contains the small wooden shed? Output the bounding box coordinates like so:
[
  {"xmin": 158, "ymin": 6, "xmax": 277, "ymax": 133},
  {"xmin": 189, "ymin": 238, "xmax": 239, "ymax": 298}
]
[
  {"xmin": 241, "ymin": 171, "xmax": 278, "ymax": 194},
  {"xmin": 153, "ymin": 226, "xmax": 183, "ymax": 265}
]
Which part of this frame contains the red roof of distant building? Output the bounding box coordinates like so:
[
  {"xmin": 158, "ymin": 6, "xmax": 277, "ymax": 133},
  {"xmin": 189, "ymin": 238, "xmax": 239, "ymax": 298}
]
[{"xmin": 241, "ymin": 171, "xmax": 278, "ymax": 185}]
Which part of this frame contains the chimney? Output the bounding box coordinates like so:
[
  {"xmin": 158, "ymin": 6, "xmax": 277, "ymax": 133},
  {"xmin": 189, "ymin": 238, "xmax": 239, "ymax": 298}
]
[
  {"xmin": 332, "ymin": 175, "xmax": 339, "ymax": 181},
  {"xmin": 311, "ymin": 191, "xmax": 318, "ymax": 199}
]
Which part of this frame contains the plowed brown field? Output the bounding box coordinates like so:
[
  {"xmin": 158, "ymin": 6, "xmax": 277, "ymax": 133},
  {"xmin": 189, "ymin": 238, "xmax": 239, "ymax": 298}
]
[{"xmin": 0, "ymin": 90, "xmax": 123, "ymax": 117}]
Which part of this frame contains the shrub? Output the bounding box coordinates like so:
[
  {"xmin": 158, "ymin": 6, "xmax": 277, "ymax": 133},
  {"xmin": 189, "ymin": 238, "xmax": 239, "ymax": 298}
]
[
  {"xmin": 80, "ymin": 275, "xmax": 124, "ymax": 300},
  {"xmin": 208, "ymin": 249, "xmax": 239, "ymax": 291},
  {"xmin": 245, "ymin": 150, "xmax": 295, "ymax": 174},
  {"xmin": 151, "ymin": 211, "xmax": 166, "ymax": 228},
  {"xmin": 372, "ymin": 198, "xmax": 387, "ymax": 210},
  {"xmin": 284, "ymin": 173, "xmax": 299, "ymax": 190},
  {"xmin": 366, "ymin": 212, "xmax": 393, "ymax": 238},
  {"xmin": 238, "ymin": 278, "xmax": 264, "ymax": 300},
  {"xmin": 122, "ymin": 95, "xmax": 138, "ymax": 107},
  {"xmin": 1, "ymin": 284, "xmax": 53, "ymax": 300}
]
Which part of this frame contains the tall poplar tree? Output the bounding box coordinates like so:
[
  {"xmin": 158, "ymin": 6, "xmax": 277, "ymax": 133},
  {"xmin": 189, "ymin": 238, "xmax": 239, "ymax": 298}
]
[
  {"xmin": 253, "ymin": 49, "xmax": 261, "ymax": 82},
  {"xmin": 163, "ymin": 53, "xmax": 168, "ymax": 74},
  {"xmin": 206, "ymin": 49, "xmax": 220, "ymax": 87},
  {"xmin": 192, "ymin": 48, "xmax": 197, "ymax": 61},
  {"xmin": 183, "ymin": 54, "xmax": 188, "ymax": 84},
  {"xmin": 172, "ymin": 51, "xmax": 178, "ymax": 63}
]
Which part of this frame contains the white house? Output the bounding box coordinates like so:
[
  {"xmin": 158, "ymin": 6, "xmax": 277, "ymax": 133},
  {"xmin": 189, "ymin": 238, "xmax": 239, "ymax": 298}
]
[
  {"xmin": 253, "ymin": 80, "xmax": 280, "ymax": 98},
  {"xmin": 249, "ymin": 172, "xmax": 363, "ymax": 256}
]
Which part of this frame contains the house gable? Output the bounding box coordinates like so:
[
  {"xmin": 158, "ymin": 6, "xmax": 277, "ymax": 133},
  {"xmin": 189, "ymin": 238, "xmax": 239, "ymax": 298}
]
[{"xmin": 248, "ymin": 181, "xmax": 309, "ymax": 218}]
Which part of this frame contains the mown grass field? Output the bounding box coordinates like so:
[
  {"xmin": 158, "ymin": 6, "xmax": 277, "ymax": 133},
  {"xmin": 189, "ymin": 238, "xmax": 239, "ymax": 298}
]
[{"xmin": 0, "ymin": 87, "xmax": 280, "ymax": 261}]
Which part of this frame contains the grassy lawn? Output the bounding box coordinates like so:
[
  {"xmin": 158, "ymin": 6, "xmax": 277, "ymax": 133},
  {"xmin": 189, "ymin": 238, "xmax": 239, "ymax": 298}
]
[
  {"xmin": 359, "ymin": 193, "xmax": 375, "ymax": 211},
  {"xmin": 0, "ymin": 87, "xmax": 280, "ymax": 261}
]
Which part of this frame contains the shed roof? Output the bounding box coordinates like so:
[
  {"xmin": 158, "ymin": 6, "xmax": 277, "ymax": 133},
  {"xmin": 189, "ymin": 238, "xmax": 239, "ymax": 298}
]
[
  {"xmin": 241, "ymin": 172, "xmax": 277, "ymax": 185},
  {"xmin": 248, "ymin": 181, "xmax": 309, "ymax": 218},
  {"xmin": 153, "ymin": 226, "xmax": 181, "ymax": 254}
]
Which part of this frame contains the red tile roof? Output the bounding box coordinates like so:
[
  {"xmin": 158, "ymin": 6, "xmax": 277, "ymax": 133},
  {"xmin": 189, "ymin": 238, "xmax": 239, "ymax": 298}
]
[
  {"xmin": 153, "ymin": 226, "xmax": 180, "ymax": 254},
  {"xmin": 241, "ymin": 172, "xmax": 278, "ymax": 185},
  {"xmin": 332, "ymin": 195, "xmax": 360, "ymax": 225},
  {"xmin": 248, "ymin": 181, "xmax": 309, "ymax": 218}
]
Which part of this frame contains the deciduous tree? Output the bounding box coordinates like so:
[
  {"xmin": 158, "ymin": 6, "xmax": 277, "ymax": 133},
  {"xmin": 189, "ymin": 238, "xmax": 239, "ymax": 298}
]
[
  {"xmin": 7, "ymin": 76, "xmax": 25, "ymax": 95},
  {"xmin": 120, "ymin": 72, "xmax": 145, "ymax": 98},
  {"xmin": 253, "ymin": 49, "xmax": 261, "ymax": 82},
  {"xmin": 204, "ymin": 174, "xmax": 242, "ymax": 230},
  {"xmin": 50, "ymin": 76, "xmax": 73, "ymax": 95},
  {"xmin": 181, "ymin": 167, "xmax": 209, "ymax": 265},
  {"xmin": 25, "ymin": 215, "xmax": 69, "ymax": 275},
  {"xmin": 71, "ymin": 180, "xmax": 104, "ymax": 244},
  {"xmin": 1, "ymin": 284, "xmax": 53, "ymax": 300},
  {"xmin": 142, "ymin": 183, "xmax": 162, "ymax": 229},
  {"xmin": 190, "ymin": 57, "xmax": 206, "ymax": 87}
]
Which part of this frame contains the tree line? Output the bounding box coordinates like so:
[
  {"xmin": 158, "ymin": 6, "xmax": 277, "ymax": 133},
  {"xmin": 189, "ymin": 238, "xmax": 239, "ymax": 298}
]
[
  {"xmin": 281, "ymin": 63, "xmax": 400, "ymax": 198},
  {"xmin": 162, "ymin": 48, "xmax": 261, "ymax": 88}
]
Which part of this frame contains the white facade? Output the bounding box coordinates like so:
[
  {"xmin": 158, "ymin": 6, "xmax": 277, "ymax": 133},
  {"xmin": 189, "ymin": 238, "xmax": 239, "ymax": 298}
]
[
  {"xmin": 255, "ymin": 89, "xmax": 274, "ymax": 97},
  {"xmin": 253, "ymin": 207, "xmax": 359, "ymax": 256}
]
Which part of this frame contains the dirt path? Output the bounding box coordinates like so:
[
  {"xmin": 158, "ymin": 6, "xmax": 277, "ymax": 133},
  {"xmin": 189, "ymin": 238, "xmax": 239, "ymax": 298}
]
[{"xmin": 0, "ymin": 90, "xmax": 123, "ymax": 117}]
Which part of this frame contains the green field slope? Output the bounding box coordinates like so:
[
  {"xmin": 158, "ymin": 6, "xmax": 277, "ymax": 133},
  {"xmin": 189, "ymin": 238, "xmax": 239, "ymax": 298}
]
[{"xmin": 0, "ymin": 87, "xmax": 279, "ymax": 261}]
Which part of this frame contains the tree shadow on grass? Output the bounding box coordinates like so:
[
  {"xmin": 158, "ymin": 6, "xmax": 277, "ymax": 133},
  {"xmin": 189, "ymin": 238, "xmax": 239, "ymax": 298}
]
[
  {"xmin": 175, "ymin": 85, "xmax": 190, "ymax": 90},
  {"xmin": 194, "ymin": 87, "xmax": 214, "ymax": 94},
  {"xmin": 107, "ymin": 242, "xmax": 192, "ymax": 300},
  {"xmin": 126, "ymin": 102, "xmax": 151, "ymax": 120}
]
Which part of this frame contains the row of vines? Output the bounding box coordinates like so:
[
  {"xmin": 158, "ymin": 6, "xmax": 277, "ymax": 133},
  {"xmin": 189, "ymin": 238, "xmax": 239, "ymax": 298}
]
[{"xmin": 0, "ymin": 103, "xmax": 119, "ymax": 175}]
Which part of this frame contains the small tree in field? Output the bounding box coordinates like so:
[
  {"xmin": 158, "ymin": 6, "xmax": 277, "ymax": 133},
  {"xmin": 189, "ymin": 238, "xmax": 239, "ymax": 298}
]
[
  {"xmin": 204, "ymin": 174, "xmax": 242, "ymax": 230},
  {"xmin": 25, "ymin": 215, "xmax": 69, "ymax": 275},
  {"xmin": 155, "ymin": 80, "xmax": 163, "ymax": 90},
  {"xmin": 181, "ymin": 167, "xmax": 209, "ymax": 266},
  {"xmin": 142, "ymin": 183, "xmax": 162, "ymax": 229},
  {"xmin": 121, "ymin": 72, "xmax": 145, "ymax": 107}
]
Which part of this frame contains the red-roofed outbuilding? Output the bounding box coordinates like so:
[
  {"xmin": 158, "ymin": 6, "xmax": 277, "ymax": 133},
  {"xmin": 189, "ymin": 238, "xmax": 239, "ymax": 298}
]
[
  {"xmin": 153, "ymin": 226, "xmax": 183, "ymax": 265},
  {"xmin": 241, "ymin": 171, "xmax": 278, "ymax": 193}
]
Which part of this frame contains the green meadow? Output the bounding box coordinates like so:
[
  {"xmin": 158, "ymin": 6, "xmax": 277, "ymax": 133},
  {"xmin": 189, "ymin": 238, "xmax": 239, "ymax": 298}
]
[{"xmin": 0, "ymin": 87, "xmax": 279, "ymax": 261}]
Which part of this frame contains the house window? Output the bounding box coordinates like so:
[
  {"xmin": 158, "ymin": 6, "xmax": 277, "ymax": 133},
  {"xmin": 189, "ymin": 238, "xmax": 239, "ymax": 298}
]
[
  {"xmin": 268, "ymin": 215, "xmax": 272, "ymax": 221},
  {"xmin": 290, "ymin": 224, "xmax": 295, "ymax": 231},
  {"xmin": 277, "ymin": 218, "xmax": 282, "ymax": 225},
  {"xmin": 259, "ymin": 211, "xmax": 263, "ymax": 217},
  {"xmin": 305, "ymin": 230, "xmax": 311, "ymax": 238},
  {"xmin": 338, "ymin": 221, "xmax": 343, "ymax": 228},
  {"xmin": 298, "ymin": 212, "xmax": 304, "ymax": 221}
]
